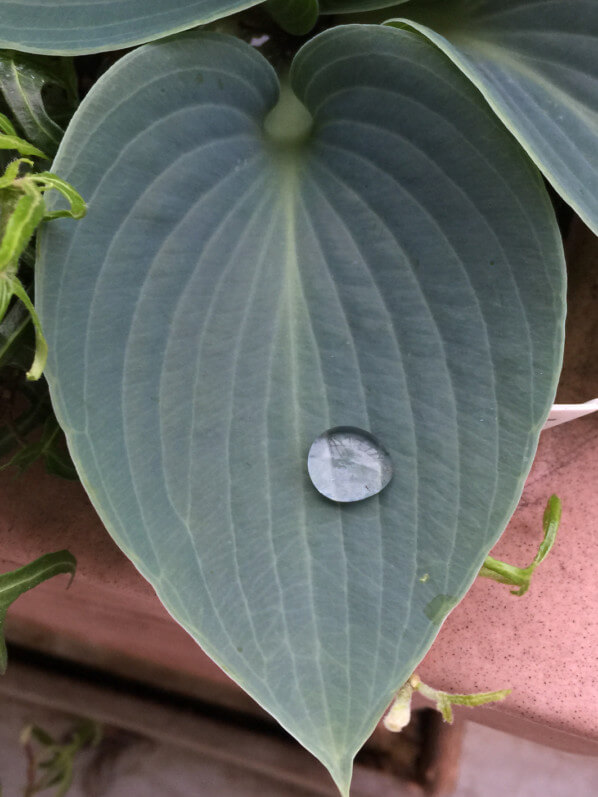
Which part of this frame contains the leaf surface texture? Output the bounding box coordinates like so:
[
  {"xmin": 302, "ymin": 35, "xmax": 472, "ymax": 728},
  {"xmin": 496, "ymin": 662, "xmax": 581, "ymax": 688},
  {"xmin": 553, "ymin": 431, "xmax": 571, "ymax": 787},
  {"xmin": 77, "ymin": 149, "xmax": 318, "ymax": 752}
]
[
  {"xmin": 0, "ymin": 0, "xmax": 263, "ymax": 54},
  {"xmin": 390, "ymin": 0, "xmax": 598, "ymax": 232},
  {"xmin": 37, "ymin": 27, "xmax": 565, "ymax": 793}
]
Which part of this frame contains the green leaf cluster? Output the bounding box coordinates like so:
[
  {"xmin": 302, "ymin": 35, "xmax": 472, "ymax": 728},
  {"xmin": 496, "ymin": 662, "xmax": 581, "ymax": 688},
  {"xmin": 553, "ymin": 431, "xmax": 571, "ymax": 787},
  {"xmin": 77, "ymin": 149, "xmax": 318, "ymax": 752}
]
[
  {"xmin": 20, "ymin": 719, "xmax": 101, "ymax": 797},
  {"xmin": 0, "ymin": 415, "xmax": 77, "ymax": 479},
  {"xmin": 0, "ymin": 149, "xmax": 85, "ymax": 379},
  {"xmin": 0, "ymin": 53, "xmax": 82, "ymax": 474},
  {"xmin": 0, "ymin": 50, "xmax": 77, "ymax": 158}
]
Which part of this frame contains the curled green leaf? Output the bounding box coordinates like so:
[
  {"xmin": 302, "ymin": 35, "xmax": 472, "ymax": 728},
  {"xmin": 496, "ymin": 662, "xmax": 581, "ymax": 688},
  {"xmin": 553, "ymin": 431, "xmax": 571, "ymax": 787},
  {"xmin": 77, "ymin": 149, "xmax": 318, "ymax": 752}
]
[
  {"xmin": 0, "ymin": 277, "xmax": 13, "ymax": 321},
  {"xmin": 479, "ymin": 495, "xmax": 562, "ymax": 596},
  {"xmin": 0, "ymin": 113, "xmax": 48, "ymax": 158},
  {"xmin": 536, "ymin": 494, "xmax": 562, "ymax": 566},
  {"xmin": 8, "ymin": 277, "xmax": 48, "ymax": 380},
  {"xmin": 0, "ymin": 150, "xmax": 84, "ymax": 379},
  {"xmin": 0, "ymin": 111, "xmax": 17, "ymax": 136},
  {"xmin": 0, "ymin": 158, "xmax": 34, "ymax": 189},
  {"xmin": 0, "ymin": 550, "xmax": 76, "ymax": 673},
  {"xmin": 0, "ymin": 134, "xmax": 48, "ymax": 159},
  {"xmin": 0, "ymin": 191, "xmax": 46, "ymax": 272},
  {"xmin": 32, "ymin": 172, "xmax": 86, "ymax": 220}
]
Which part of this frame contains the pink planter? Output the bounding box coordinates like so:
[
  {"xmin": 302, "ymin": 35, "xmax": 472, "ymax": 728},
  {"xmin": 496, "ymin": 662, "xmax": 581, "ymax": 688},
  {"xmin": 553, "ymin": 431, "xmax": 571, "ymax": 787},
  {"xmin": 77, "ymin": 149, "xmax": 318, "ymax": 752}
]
[{"xmin": 418, "ymin": 413, "xmax": 598, "ymax": 754}]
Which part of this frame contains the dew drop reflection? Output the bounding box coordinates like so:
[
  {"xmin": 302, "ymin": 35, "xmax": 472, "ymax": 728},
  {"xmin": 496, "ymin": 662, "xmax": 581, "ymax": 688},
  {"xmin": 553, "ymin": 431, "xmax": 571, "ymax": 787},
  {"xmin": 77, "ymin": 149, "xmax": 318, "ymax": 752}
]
[{"xmin": 307, "ymin": 426, "xmax": 393, "ymax": 503}]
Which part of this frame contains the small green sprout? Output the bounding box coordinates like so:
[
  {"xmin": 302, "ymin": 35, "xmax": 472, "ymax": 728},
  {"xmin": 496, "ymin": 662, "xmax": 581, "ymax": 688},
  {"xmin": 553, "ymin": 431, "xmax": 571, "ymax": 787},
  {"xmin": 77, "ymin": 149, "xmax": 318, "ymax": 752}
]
[
  {"xmin": 0, "ymin": 123, "xmax": 85, "ymax": 380},
  {"xmin": 385, "ymin": 496, "xmax": 560, "ymax": 733},
  {"xmin": 21, "ymin": 719, "xmax": 102, "ymax": 797},
  {"xmin": 384, "ymin": 673, "xmax": 511, "ymax": 731},
  {"xmin": 479, "ymin": 495, "xmax": 562, "ymax": 596}
]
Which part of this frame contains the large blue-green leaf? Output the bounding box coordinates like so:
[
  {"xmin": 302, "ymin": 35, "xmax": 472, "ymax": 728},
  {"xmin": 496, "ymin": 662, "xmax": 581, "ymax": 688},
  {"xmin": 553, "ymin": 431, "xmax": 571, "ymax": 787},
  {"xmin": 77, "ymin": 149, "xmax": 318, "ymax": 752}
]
[
  {"xmin": 37, "ymin": 26, "xmax": 565, "ymax": 794},
  {"xmin": 320, "ymin": 0, "xmax": 409, "ymax": 12},
  {"xmin": 0, "ymin": 0, "xmax": 263, "ymax": 54},
  {"xmin": 386, "ymin": 0, "xmax": 598, "ymax": 234}
]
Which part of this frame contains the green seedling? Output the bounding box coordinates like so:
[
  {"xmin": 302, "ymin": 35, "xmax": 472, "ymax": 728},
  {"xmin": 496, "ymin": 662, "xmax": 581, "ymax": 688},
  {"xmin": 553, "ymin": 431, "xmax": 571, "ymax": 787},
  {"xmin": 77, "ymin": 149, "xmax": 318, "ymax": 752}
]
[
  {"xmin": 0, "ymin": 136, "xmax": 85, "ymax": 380},
  {"xmin": 21, "ymin": 719, "xmax": 102, "ymax": 797},
  {"xmin": 384, "ymin": 673, "xmax": 511, "ymax": 731},
  {"xmin": 479, "ymin": 495, "xmax": 562, "ymax": 596}
]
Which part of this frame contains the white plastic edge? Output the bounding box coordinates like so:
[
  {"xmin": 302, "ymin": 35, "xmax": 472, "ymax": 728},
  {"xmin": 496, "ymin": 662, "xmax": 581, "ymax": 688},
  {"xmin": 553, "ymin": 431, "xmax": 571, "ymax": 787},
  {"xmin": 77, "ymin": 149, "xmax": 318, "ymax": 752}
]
[{"xmin": 542, "ymin": 399, "xmax": 598, "ymax": 430}]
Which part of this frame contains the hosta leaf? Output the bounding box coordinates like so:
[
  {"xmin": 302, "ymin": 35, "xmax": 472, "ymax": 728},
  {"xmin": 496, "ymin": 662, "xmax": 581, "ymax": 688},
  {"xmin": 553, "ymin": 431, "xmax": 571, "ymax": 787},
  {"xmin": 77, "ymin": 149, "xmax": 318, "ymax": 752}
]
[
  {"xmin": 0, "ymin": 51, "xmax": 78, "ymax": 157},
  {"xmin": 266, "ymin": 0, "xmax": 320, "ymax": 36},
  {"xmin": 320, "ymin": 0, "xmax": 410, "ymax": 13},
  {"xmin": 0, "ymin": 0, "xmax": 264, "ymax": 55},
  {"xmin": 37, "ymin": 27, "xmax": 565, "ymax": 794},
  {"xmin": 388, "ymin": 0, "xmax": 598, "ymax": 234}
]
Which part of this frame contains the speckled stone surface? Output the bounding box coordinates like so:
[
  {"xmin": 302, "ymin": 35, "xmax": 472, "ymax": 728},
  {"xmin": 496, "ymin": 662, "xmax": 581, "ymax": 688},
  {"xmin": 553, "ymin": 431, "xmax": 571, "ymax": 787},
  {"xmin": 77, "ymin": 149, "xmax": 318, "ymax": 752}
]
[
  {"xmin": 3, "ymin": 413, "xmax": 596, "ymax": 751},
  {"xmin": 417, "ymin": 218, "xmax": 598, "ymax": 754},
  {"xmin": 1, "ymin": 221, "xmax": 596, "ymax": 753},
  {"xmin": 417, "ymin": 414, "xmax": 598, "ymax": 754}
]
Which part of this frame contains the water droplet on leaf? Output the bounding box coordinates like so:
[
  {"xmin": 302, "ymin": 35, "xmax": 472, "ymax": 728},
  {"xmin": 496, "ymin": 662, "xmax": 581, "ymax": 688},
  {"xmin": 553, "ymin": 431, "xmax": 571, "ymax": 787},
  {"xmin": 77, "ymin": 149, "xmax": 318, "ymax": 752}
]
[{"xmin": 307, "ymin": 426, "xmax": 393, "ymax": 503}]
